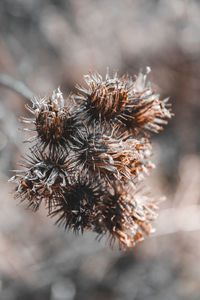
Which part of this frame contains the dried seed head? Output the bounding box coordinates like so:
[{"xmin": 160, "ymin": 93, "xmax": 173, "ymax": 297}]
[
  {"xmin": 9, "ymin": 146, "xmax": 71, "ymax": 212},
  {"xmin": 74, "ymin": 68, "xmax": 172, "ymax": 135},
  {"xmin": 74, "ymin": 72, "xmax": 130, "ymax": 122},
  {"xmin": 121, "ymin": 68, "xmax": 172, "ymax": 135},
  {"xmin": 21, "ymin": 88, "xmax": 78, "ymax": 148},
  {"xmin": 95, "ymin": 188, "xmax": 159, "ymax": 248},
  {"xmin": 71, "ymin": 126, "xmax": 153, "ymax": 183},
  {"xmin": 9, "ymin": 67, "xmax": 171, "ymax": 249},
  {"xmin": 50, "ymin": 175, "xmax": 104, "ymax": 233}
]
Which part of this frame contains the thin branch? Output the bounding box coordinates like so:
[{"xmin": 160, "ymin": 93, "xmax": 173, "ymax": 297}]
[{"xmin": 0, "ymin": 73, "xmax": 35, "ymax": 101}]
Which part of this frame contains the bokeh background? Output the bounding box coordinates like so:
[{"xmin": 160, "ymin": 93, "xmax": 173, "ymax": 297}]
[{"xmin": 0, "ymin": 0, "xmax": 200, "ymax": 299}]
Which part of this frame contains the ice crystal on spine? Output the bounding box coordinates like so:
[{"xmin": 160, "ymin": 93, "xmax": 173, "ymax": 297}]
[{"xmin": 10, "ymin": 68, "xmax": 172, "ymax": 249}]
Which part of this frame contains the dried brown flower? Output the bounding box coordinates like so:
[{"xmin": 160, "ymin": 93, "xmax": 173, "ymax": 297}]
[
  {"xmin": 74, "ymin": 68, "xmax": 171, "ymax": 135},
  {"xmin": 95, "ymin": 187, "xmax": 159, "ymax": 248},
  {"xmin": 10, "ymin": 67, "xmax": 172, "ymax": 249},
  {"xmin": 49, "ymin": 174, "xmax": 104, "ymax": 233},
  {"xmin": 75, "ymin": 72, "xmax": 129, "ymax": 121},
  {"xmin": 9, "ymin": 146, "xmax": 71, "ymax": 212},
  {"xmin": 21, "ymin": 88, "xmax": 79, "ymax": 149},
  {"xmin": 71, "ymin": 126, "xmax": 153, "ymax": 183}
]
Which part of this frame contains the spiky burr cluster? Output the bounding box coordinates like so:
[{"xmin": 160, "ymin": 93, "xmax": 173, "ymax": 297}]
[{"xmin": 10, "ymin": 68, "xmax": 172, "ymax": 248}]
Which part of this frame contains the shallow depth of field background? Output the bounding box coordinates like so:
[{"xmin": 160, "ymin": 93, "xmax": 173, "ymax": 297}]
[{"xmin": 0, "ymin": 0, "xmax": 200, "ymax": 299}]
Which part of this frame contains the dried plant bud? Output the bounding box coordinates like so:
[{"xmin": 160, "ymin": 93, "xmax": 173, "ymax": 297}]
[
  {"xmin": 9, "ymin": 146, "xmax": 71, "ymax": 212},
  {"xmin": 21, "ymin": 88, "xmax": 78, "ymax": 149},
  {"xmin": 49, "ymin": 175, "xmax": 104, "ymax": 233},
  {"xmin": 121, "ymin": 68, "xmax": 172, "ymax": 134},
  {"xmin": 71, "ymin": 126, "xmax": 153, "ymax": 182},
  {"xmin": 95, "ymin": 188, "xmax": 159, "ymax": 248},
  {"xmin": 75, "ymin": 72, "xmax": 129, "ymax": 122},
  {"xmin": 74, "ymin": 68, "xmax": 172, "ymax": 135}
]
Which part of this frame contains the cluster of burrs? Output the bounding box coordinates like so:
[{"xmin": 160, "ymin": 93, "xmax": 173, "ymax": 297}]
[{"xmin": 10, "ymin": 67, "xmax": 172, "ymax": 248}]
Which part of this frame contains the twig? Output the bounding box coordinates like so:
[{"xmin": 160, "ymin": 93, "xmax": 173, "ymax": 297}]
[{"xmin": 0, "ymin": 73, "xmax": 34, "ymax": 101}]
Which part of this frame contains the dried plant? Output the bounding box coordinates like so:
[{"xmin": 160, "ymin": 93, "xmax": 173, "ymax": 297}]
[
  {"xmin": 74, "ymin": 68, "xmax": 171, "ymax": 135},
  {"xmin": 95, "ymin": 186, "xmax": 159, "ymax": 248},
  {"xmin": 10, "ymin": 67, "xmax": 172, "ymax": 249},
  {"xmin": 70, "ymin": 126, "xmax": 153, "ymax": 183},
  {"xmin": 49, "ymin": 173, "xmax": 104, "ymax": 233},
  {"xmin": 21, "ymin": 88, "xmax": 80, "ymax": 150}
]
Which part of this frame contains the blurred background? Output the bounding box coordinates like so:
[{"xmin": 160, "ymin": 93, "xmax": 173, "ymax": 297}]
[{"xmin": 0, "ymin": 0, "xmax": 200, "ymax": 299}]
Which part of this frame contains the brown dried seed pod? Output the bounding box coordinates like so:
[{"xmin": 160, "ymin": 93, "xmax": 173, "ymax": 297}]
[
  {"xmin": 9, "ymin": 146, "xmax": 71, "ymax": 212},
  {"xmin": 49, "ymin": 175, "xmax": 105, "ymax": 233},
  {"xmin": 71, "ymin": 125, "xmax": 153, "ymax": 183},
  {"xmin": 121, "ymin": 68, "xmax": 172, "ymax": 135},
  {"xmin": 9, "ymin": 67, "xmax": 172, "ymax": 249},
  {"xmin": 74, "ymin": 72, "xmax": 130, "ymax": 122},
  {"xmin": 95, "ymin": 187, "xmax": 159, "ymax": 249},
  {"xmin": 21, "ymin": 88, "xmax": 79, "ymax": 149},
  {"xmin": 74, "ymin": 68, "xmax": 172, "ymax": 135}
]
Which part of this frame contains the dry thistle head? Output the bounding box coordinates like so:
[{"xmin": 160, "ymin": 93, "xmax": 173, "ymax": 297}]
[
  {"xmin": 10, "ymin": 67, "xmax": 172, "ymax": 249},
  {"xmin": 74, "ymin": 68, "xmax": 172, "ymax": 135},
  {"xmin": 49, "ymin": 174, "xmax": 104, "ymax": 233},
  {"xmin": 121, "ymin": 68, "xmax": 172, "ymax": 135},
  {"xmin": 95, "ymin": 187, "xmax": 159, "ymax": 248},
  {"xmin": 21, "ymin": 88, "xmax": 78, "ymax": 149},
  {"xmin": 75, "ymin": 72, "xmax": 129, "ymax": 121},
  {"xmin": 70, "ymin": 125, "xmax": 153, "ymax": 183},
  {"xmin": 9, "ymin": 146, "xmax": 71, "ymax": 212}
]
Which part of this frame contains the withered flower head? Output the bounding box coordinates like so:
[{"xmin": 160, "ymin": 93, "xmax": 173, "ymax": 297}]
[
  {"xmin": 95, "ymin": 187, "xmax": 159, "ymax": 248},
  {"xmin": 9, "ymin": 146, "xmax": 71, "ymax": 212},
  {"xmin": 9, "ymin": 67, "xmax": 172, "ymax": 249},
  {"xmin": 75, "ymin": 72, "xmax": 130, "ymax": 122},
  {"xmin": 121, "ymin": 68, "xmax": 172, "ymax": 135},
  {"xmin": 49, "ymin": 175, "xmax": 104, "ymax": 233},
  {"xmin": 74, "ymin": 68, "xmax": 172, "ymax": 135},
  {"xmin": 21, "ymin": 88, "xmax": 78, "ymax": 149},
  {"xmin": 71, "ymin": 125, "xmax": 153, "ymax": 183}
]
